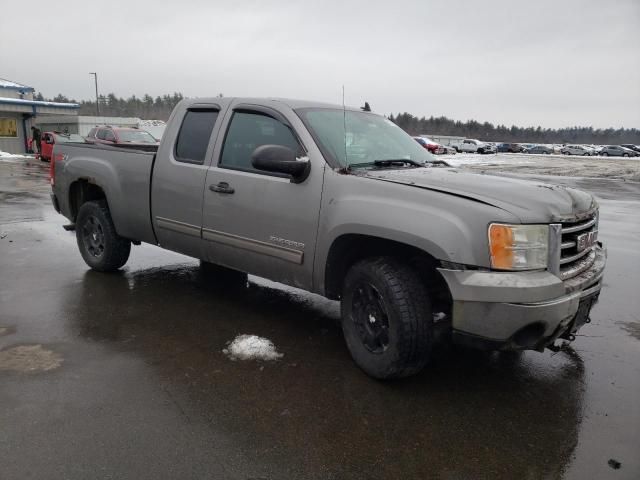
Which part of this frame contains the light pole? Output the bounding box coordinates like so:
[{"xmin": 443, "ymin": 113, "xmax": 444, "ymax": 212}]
[{"xmin": 89, "ymin": 72, "xmax": 100, "ymax": 116}]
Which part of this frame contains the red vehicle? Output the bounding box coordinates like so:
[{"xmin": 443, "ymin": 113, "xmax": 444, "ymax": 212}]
[
  {"xmin": 39, "ymin": 132, "xmax": 86, "ymax": 162},
  {"xmin": 86, "ymin": 126, "xmax": 159, "ymax": 150},
  {"xmin": 413, "ymin": 136, "xmax": 445, "ymax": 154}
]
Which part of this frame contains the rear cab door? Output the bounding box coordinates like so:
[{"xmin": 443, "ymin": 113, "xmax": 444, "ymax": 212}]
[
  {"xmin": 201, "ymin": 100, "xmax": 324, "ymax": 290},
  {"xmin": 151, "ymin": 101, "xmax": 228, "ymax": 258}
]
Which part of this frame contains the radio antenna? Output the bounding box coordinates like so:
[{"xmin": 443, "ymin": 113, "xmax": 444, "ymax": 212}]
[{"xmin": 342, "ymin": 85, "xmax": 347, "ymax": 167}]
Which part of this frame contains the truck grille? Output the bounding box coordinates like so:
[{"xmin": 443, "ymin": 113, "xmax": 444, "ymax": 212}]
[{"xmin": 557, "ymin": 211, "xmax": 598, "ymax": 280}]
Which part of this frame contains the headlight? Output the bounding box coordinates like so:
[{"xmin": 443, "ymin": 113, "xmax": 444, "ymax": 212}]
[{"xmin": 488, "ymin": 224, "xmax": 549, "ymax": 270}]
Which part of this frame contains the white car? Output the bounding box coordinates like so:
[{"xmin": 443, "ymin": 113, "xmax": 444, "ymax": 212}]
[
  {"xmin": 457, "ymin": 139, "xmax": 495, "ymax": 154},
  {"xmin": 561, "ymin": 145, "xmax": 593, "ymax": 156}
]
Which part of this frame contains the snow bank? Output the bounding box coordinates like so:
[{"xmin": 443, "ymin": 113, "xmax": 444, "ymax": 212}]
[
  {"xmin": 223, "ymin": 334, "xmax": 284, "ymax": 361},
  {"xmin": 0, "ymin": 150, "xmax": 27, "ymax": 158}
]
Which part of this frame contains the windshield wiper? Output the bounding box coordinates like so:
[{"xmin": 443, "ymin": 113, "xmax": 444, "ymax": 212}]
[
  {"xmin": 374, "ymin": 159, "xmax": 424, "ymax": 167},
  {"xmin": 348, "ymin": 159, "xmax": 424, "ymax": 169}
]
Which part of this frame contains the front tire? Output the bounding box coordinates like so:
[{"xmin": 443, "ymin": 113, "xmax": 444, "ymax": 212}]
[
  {"xmin": 341, "ymin": 257, "xmax": 433, "ymax": 379},
  {"xmin": 602, "ymin": 152, "xmax": 608, "ymax": 156},
  {"xmin": 76, "ymin": 200, "xmax": 131, "ymax": 272}
]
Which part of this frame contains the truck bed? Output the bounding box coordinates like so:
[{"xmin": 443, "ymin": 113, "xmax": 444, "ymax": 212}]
[{"xmin": 53, "ymin": 142, "xmax": 157, "ymax": 244}]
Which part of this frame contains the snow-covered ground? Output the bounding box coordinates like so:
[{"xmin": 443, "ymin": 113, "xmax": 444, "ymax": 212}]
[
  {"xmin": 0, "ymin": 150, "xmax": 30, "ymax": 159},
  {"xmin": 223, "ymin": 334, "xmax": 284, "ymax": 361},
  {"xmin": 444, "ymin": 152, "xmax": 640, "ymax": 181}
]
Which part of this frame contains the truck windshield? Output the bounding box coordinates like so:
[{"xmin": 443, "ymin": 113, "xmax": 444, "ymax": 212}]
[
  {"xmin": 117, "ymin": 130, "xmax": 157, "ymax": 143},
  {"xmin": 297, "ymin": 108, "xmax": 436, "ymax": 168}
]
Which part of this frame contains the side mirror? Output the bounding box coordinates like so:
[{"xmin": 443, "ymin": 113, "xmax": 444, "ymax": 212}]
[{"xmin": 251, "ymin": 145, "xmax": 310, "ymax": 183}]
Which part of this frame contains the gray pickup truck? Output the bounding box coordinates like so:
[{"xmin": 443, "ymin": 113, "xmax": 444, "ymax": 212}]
[{"xmin": 50, "ymin": 97, "xmax": 606, "ymax": 378}]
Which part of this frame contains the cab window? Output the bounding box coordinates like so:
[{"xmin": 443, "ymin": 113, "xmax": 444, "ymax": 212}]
[{"xmin": 219, "ymin": 111, "xmax": 302, "ymax": 173}]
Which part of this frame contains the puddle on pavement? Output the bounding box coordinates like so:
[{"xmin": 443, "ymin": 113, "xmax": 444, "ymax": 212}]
[
  {"xmin": 618, "ymin": 321, "xmax": 640, "ymax": 340},
  {"xmin": 0, "ymin": 344, "xmax": 63, "ymax": 373}
]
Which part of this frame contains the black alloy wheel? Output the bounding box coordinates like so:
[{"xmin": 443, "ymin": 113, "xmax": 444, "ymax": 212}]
[
  {"xmin": 351, "ymin": 281, "xmax": 390, "ymax": 354},
  {"xmin": 81, "ymin": 215, "xmax": 106, "ymax": 258},
  {"xmin": 75, "ymin": 200, "xmax": 131, "ymax": 271}
]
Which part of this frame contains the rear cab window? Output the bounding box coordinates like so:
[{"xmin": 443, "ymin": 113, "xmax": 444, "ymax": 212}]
[{"xmin": 174, "ymin": 109, "xmax": 219, "ymax": 164}]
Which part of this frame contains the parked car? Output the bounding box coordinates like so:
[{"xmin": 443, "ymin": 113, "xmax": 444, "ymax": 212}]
[
  {"xmin": 413, "ymin": 136, "xmax": 445, "ymax": 154},
  {"xmin": 561, "ymin": 145, "xmax": 594, "ymax": 156},
  {"xmin": 497, "ymin": 143, "xmax": 525, "ymax": 153},
  {"xmin": 458, "ymin": 138, "xmax": 495, "ymax": 154},
  {"xmin": 524, "ymin": 145, "xmax": 553, "ymax": 154},
  {"xmin": 620, "ymin": 144, "xmax": 640, "ymax": 154},
  {"xmin": 39, "ymin": 131, "xmax": 86, "ymax": 162},
  {"xmin": 441, "ymin": 145, "xmax": 457, "ymax": 155},
  {"xmin": 86, "ymin": 126, "xmax": 159, "ymax": 150},
  {"xmin": 50, "ymin": 96, "xmax": 606, "ymax": 379},
  {"xmin": 599, "ymin": 145, "xmax": 639, "ymax": 157}
]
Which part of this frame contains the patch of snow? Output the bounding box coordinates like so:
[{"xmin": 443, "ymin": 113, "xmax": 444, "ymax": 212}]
[
  {"xmin": 441, "ymin": 152, "xmax": 640, "ymax": 181},
  {"xmin": 223, "ymin": 334, "xmax": 284, "ymax": 361},
  {"xmin": 138, "ymin": 119, "xmax": 166, "ymax": 127},
  {"xmin": 0, "ymin": 150, "xmax": 29, "ymax": 159}
]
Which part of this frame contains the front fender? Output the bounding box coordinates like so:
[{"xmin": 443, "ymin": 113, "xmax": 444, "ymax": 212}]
[{"xmin": 312, "ymin": 170, "xmax": 519, "ymax": 294}]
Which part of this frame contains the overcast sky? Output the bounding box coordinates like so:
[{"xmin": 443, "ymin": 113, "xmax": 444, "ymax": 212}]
[{"xmin": 1, "ymin": 0, "xmax": 638, "ymax": 128}]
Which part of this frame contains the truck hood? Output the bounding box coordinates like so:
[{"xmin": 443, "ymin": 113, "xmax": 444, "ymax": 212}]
[{"xmin": 362, "ymin": 167, "xmax": 596, "ymax": 223}]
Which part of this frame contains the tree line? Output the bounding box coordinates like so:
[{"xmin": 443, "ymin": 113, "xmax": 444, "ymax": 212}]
[
  {"xmin": 35, "ymin": 92, "xmax": 189, "ymax": 120},
  {"xmin": 35, "ymin": 92, "xmax": 639, "ymax": 144},
  {"xmin": 388, "ymin": 112, "xmax": 640, "ymax": 145}
]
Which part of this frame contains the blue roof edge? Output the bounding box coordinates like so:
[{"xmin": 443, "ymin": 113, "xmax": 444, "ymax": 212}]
[
  {"xmin": 0, "ymin": 97, "xmax": 79, "ymax": 109},
  {"xmin": 0, "ymin": 84, "xmax": 36, "ymax": 92}
]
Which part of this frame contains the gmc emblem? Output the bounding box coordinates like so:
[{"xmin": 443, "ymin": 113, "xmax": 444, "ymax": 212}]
[{"xmin": 576, "ymin": 230, "xmax": 597, "ymax": 252}]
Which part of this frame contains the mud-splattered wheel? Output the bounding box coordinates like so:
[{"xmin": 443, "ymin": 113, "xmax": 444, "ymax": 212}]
[
  {"xmin": 76, "ymin": 200, "xmax": 130, "ymax": 271},
  {"xmin": 341, "ymin": 257, "xmax": 433, "ymax": 379}
]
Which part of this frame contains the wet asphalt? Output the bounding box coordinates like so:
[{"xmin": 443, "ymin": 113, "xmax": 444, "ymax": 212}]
[{"xmin": 0, "ymin": 157, "xmax": 638, "ymax": 480}]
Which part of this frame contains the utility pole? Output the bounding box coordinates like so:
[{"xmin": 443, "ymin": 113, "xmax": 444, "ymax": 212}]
[{"xmin": 89, "ymin": 72, "xmax": 100, "ymax": 116}]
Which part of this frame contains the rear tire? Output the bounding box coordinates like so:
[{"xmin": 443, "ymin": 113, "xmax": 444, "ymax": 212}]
[
  {"xmin": 623, "ymin": 153, "xmax": 629, "ymax": 157},
  {"xmin": 341, "ymin": 257, "xmax": 433, "ymax": 379},
  {"xmin": 76, "ymin": 200, "xmax": 131, "ymax": 272}
]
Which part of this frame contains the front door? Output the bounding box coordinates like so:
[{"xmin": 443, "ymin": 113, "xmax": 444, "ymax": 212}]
[{"xmin": 202, "ymin": 104, "xmax": 324, "ymax": 290}]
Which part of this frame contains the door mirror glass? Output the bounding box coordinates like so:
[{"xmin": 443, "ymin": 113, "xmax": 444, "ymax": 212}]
[{"xmin": 251, "ymin": 145, "xmax": 310, "ymax": 183}]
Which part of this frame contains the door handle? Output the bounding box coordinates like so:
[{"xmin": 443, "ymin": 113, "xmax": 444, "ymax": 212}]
[{"xmin": 209, "ymin": 182, "xmax": 235, "ymax": 194}]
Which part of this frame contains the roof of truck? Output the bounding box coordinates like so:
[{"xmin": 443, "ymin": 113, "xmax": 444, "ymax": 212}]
[{"xmin": 181, "ymin": 97, "xmax": 364, "ymax": 112}]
